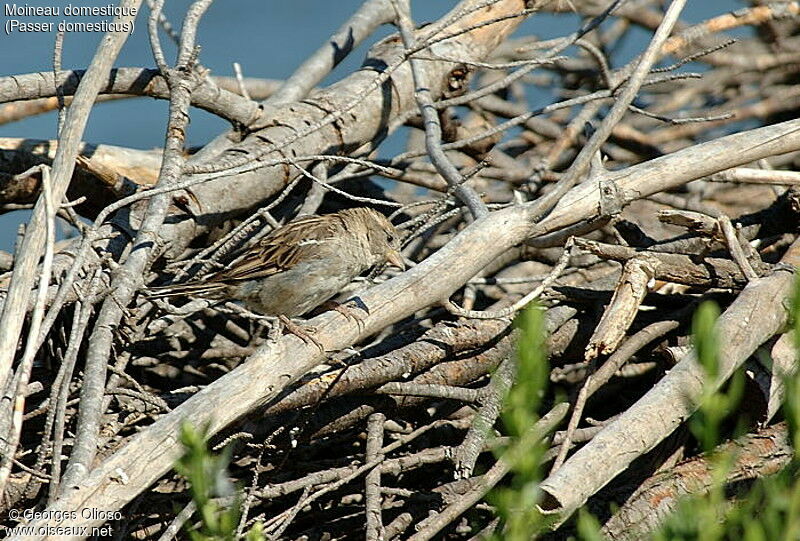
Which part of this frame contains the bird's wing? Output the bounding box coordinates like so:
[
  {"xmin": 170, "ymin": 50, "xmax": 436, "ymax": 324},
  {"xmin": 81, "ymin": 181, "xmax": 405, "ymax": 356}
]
[{"xmin": 215, "ymin": 214, "xmax": 342, "ymax": 282}]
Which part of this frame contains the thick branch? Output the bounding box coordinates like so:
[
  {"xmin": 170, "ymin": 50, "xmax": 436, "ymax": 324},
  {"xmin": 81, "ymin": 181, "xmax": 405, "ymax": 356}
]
[{"xmin": 538, "ymin": 238, "xmax": 800, "ymax": 526}]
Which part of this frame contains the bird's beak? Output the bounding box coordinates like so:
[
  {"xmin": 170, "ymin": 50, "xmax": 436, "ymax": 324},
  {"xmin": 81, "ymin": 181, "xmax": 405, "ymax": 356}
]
[{"xmin": 386, "ymin": 250, "xmax": 406, "ymax": 270}]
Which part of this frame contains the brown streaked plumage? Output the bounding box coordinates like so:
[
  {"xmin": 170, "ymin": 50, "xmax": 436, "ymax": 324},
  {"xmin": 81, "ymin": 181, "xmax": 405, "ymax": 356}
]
[{"xmin": 148, "ymin": 208, "xmax": 404, "ymax": 317}]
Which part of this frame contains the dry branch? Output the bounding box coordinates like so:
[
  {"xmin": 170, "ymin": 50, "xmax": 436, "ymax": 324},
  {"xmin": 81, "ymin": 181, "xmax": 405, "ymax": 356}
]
[
  {"xmin": 20, "ymin": 110, "xmax": 800, "ymax": 540},
  {"xmin": 538, "ymin": 238, "xmax": 800, "ymax": 526},
  {"xmin": 601, "ymin": 422, "xmax": 793, "ymax": 540},
  {"xmin": 4, "ymin": 1, "xmax": 800, "ymax": 538},
  {"xmin": 0, "ymin": 0, "xmax": 143, "ymax": 474}
]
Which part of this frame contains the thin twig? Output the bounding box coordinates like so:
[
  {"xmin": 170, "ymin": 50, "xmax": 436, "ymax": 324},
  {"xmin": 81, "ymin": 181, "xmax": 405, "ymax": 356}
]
[
  {"xmin": 365, "ymin": 412, "xmax": 386, "ymax": 541},
  {"xmin": 0, "ymin": 166, "xmax": 56, "ymax": 494},
  {"xmin": 392, "ymin": 0, "xmax": 489, "ymax": 219}
]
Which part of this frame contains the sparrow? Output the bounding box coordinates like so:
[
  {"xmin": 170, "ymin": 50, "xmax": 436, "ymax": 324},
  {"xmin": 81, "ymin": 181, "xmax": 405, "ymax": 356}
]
[{"xmin": 148, "ymin": 207, "xmax": 405, "ymax": 319}]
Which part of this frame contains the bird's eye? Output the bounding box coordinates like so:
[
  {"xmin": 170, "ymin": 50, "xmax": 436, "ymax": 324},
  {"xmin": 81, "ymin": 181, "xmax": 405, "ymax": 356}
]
[{"xmin": 387, "ymin": 234, "xmax": 395, "ymax": 243}]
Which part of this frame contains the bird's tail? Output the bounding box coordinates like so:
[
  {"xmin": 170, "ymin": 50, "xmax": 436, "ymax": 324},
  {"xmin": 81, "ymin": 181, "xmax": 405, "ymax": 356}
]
[{"xmin": 144, "ymin": 281, "xmax": 227, "ymax": 300}]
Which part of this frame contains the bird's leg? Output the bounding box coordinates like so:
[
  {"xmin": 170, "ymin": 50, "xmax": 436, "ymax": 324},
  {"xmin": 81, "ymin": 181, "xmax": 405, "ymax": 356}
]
[
  {"xmin": 278, "ymin": 315, "xmax": 325, "ymax": 354},
  {"xmin": 217, "ymin": 303, "xmax": 324, "ymax": 353},
  {"xmin": 318, "ymin": 300, "xmax": 367, "ymax": 332}
]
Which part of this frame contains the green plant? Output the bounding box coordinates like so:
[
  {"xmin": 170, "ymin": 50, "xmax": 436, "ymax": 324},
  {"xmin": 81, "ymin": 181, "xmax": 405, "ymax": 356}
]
[
  {"xmin": 655, "ymin": 280, "xmax": 800, "ymax": 541},
  {"xmin": 689, "ymin": 301, "xmax": 745, "ymax": 454},
  {"xmin": 174, "ymin": 421, "xmax": 264, "ymax": 541},
  {"xmin": 489, "ymin": 304, "xmax": 553, "ymax": 540}
]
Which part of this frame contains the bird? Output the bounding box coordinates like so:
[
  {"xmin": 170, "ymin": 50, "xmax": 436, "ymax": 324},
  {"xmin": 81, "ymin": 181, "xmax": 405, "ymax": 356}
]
[{"xmin": 147, "ymin": 207, "xmax": 405, "ymax": 337}]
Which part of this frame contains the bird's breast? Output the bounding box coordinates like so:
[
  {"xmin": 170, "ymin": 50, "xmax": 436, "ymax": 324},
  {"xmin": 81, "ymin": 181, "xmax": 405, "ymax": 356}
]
[{"xmin": 232, "ymin": 259, "xmax": 358, "ymax": 317}]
